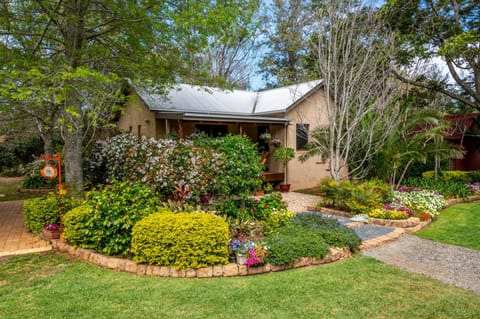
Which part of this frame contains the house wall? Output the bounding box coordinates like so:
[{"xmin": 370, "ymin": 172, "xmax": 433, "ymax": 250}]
[
  {"xmin": 118, "ymin": 95, "xmax": 157, "ymax": 138},
  {"xmin": 283, "ymin": 89, "xmax": 331, "ymax": 190}
]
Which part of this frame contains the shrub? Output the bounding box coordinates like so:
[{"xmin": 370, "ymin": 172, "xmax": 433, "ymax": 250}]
[
  {"xmin": 263, "ymin": 226, "xmax": 330, "ymax": 266},
  {"xmin": 254, "ymin": 192, "xmax": 288, "ymax": 220},
  {"xmin": 290, "ymin": 213, "xmax": 362, "ymax": 252},
  {"xmin": 403, "ymin": 177, "xmax": 470, "ymax": 198},
  {"xmin": 193, "ymin": 134, "xmax": 262, "ymax": 197},
  {"xmin": 23, "ymin": 192, "xmax": 82, "ymax": 233},
  {"xmin": 259, "ymin": 209, "xmax": 295, "ymax": 235},
  {"xmin": 319, "ymin": 179, "xmax": 392, "ymax": 214},
  {"xmin": 63, "ymin": 181, "xmax": 160, "ymax": 256},
  {"xmin": 131, "ymin": 212, "xmax": 229, "ymax": 269},
  {"xmin": 62, "ymin": 206, "xmax": 98, "ymax": 249}
]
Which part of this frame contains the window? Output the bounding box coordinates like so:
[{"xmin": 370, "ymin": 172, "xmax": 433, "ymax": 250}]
[{"xmin": 296, "ymin": 123, "xmax": 309, "ymax": 150}]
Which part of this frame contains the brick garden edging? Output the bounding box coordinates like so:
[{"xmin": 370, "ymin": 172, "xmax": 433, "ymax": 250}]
[{"xmin": 51, "ymin": 240, "xmax": 351, "ymax": 278}]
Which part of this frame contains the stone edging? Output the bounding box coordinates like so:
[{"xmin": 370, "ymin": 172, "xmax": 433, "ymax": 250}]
[
  {"xmin": 307, "ymin": 206, "xmax": 422, "ymax": 229},
  {"xmin": 51, "ymin": 240, "xmax": 351, "ymax": 278},
  {"xmin": 445, "ymin": 195, "xmax": 480, "ymax": 207},
  {"xmin": 368, "ymin": 217, "xmax": 420, "ymax": 228}
]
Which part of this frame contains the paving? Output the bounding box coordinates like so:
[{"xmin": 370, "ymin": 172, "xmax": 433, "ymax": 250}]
[
  {"xmin": 0, "ymin": 200, "xmax": 52, "ymax": 257},
  {"xmin": 362, "ymin": 235, "xmax": 480, "ymax": 295}
]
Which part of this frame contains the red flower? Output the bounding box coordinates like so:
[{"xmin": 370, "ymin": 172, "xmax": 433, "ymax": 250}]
[{"xmin": 264, "ymin": 204, "xmax": 268, "ymax": 208}]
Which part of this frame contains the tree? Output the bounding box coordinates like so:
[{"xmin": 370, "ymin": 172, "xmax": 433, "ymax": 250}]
[
  {"xmin": 192, "ymin": 0, "xmax": 262, "ymax": 89},
  {"xmin": 382, "ymin": 0, "xmax": 480, "ymax": 111},
  {"xmin": 260, "ymin": 0, "xmax": 314, "ymax": 87},
  {"xmin": 0, "ymin": 1, "xmax": 246, "ymax": 195},
  {"xmin": 301, "ymin": 0, "xmax": 402, "ymax": 180}
]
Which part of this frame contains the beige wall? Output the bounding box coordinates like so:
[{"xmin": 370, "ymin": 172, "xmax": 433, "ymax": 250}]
[
  {"xmin": 118, "ymin": 95, "xmax": 157, "ymax": 138},
  {"xmin": 283, "ymin": 89, "xmax": 331, "ymax": 190}
]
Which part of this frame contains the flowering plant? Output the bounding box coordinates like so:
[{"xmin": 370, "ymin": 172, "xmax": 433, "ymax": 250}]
[
  {"xmin": 246, "ymin": 246, "xmax": 267, "ymax": 267},
  {"xmin": 228, "ymin": 239, "xmax": 267, "ymax": 267},
  {"xmin": 392, "ymin": 189, "xmax": 445, "ymax": 218},
  {"xmin": 43, "ymin": 223, "xmax": 59, "ymax": 231},
  {"xmin": 468, "ymin": 182, "xmax": 480, "ymax": 195}
]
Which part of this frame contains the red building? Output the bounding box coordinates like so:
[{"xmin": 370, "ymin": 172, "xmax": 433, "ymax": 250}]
[{"xmin": 445, "ymin": 113, "xmax": 480, "ymax": 171}]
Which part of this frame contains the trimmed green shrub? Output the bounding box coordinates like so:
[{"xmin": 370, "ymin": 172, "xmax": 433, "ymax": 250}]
[
  {"xmin": 263, "ymin": 227, "xmax": 330, "ymax": 266},
  {"xmin": 23, "ymin": 193, "xmax": 82, "ymax": 233},
  {"xmin": 63, "ymin": 181, "xmax": 160, "ymax": 256},
  {"xmin": 62, "ymin": 206, "xmax": 98, "ymax": 249},
  {"xmin": 291, "ymin": 213, "xmax": 362, "ymax": 252},
  {"xmin": 131, "ymin": 212, "xmax": 229, "ymax": 269}
]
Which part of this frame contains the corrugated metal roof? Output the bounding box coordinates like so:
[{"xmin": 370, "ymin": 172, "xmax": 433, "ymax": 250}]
[{"xmin": 134, "ymin": 80, "xmax": 323, "ymax": 116}]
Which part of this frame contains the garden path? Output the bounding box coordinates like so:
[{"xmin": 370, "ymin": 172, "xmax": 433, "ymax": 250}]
[
  {"xmin": 280, "ymin": 192, "xmax": 321, "ymax": 213},
  {"xmin": 362, "ymin": 235, "xmax": 480, "ymax": 294},
  {"xmin": 0, "ymin": 200, "xmax": 52, "ymax": 257}
]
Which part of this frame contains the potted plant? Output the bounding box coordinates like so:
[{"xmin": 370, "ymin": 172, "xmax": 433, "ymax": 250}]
[
  {"xmin": 259, "ymin": 132, "xmax": 271, "ymax": 142},
  {"xmin": 270, "ymin": 138, "xmax": 281, "ymax": 148},
  {"xmin": 263, "ymin": 183, "xmax": 273, "ymax": 194},
  {"xmin": 273, "ymin": 147, "xmax": 295, "ymax": 192},
  {"xmin": 42, "ymin": 223, "xmax": 60, "ymax": 240}
]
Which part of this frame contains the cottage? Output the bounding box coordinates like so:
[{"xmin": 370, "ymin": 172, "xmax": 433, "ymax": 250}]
[{"xmin": 118, "ymin": 81, "xmax": 332, "ymax": 190}]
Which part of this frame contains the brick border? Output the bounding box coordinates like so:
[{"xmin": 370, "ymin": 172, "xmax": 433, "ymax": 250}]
[{"xmin": 51, "ymin": 240, "xmax": 351, "ymax": 278}]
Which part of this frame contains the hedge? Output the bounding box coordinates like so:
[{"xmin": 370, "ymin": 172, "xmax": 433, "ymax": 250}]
[{"xmin": 131, "ymin": 212, "xmax": 229, "ymax": 269}]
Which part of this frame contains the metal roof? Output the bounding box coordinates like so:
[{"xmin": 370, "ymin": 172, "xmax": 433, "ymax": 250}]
[{"xmin": 134, "ymin": 80, "xmax": 323, "ymax": 119}]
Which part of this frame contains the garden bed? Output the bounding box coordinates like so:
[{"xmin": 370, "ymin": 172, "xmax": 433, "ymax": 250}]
[{"xmin": 52, "ymin": 240, "xmax": 351, "ymax": 278}]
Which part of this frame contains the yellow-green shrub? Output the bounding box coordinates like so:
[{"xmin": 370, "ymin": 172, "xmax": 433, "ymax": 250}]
[
  {"xmin": 260, "ymin": 210, "xmax": 295, "ymax": 235},
  {"xmin": 23, "ymin": 193, "xmax": 83, "ymax": 233},
  {"xmin": 63, "ymin": 206, "xmax": 99, "ymax": 249},
  {"xmin": 131, "ymin": 212, "xmax": 229, "ymax": 269}
]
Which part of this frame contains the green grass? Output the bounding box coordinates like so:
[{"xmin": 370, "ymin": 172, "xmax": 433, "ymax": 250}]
[
  {"xmin": 0, "ymin": 178, "xmax": 44, "ymax": 202},
  {"xmin": 1, "ymin": 252, "xmax": 479, "ymax": 319},
  {"xmin": 415, "ymin": 202, "xmax": 480, "ymax": 250}
]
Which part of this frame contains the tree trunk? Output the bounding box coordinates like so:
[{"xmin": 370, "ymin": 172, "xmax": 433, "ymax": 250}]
[{"xmin": 64, "ymin": 123, "xmax": 84, "ymax": 197}]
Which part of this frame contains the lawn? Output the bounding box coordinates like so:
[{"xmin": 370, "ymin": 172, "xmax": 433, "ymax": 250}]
[
  {"xmin": 415, "ymin": 202, "xmax": 480, "ymax": 250},
  {"xmin": 0, "ymin": 177, "xmax": 44, "ymax": 202},
  {"xmin": 1, "ymin": 252, "xmax": 479, "ymax": 319}
]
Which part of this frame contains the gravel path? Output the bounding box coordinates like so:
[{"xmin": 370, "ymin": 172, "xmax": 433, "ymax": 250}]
[
  {"xmin": 362, "ymin": 235, "xmax": 480, "ymax": 294},
  {"xmin": 281, "ymin": 192, "xmax": 321, "ymax": 213}
]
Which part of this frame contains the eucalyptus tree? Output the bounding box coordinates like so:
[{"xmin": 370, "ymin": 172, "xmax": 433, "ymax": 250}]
[
  {"xmin": 260, "ymin": 0, "xmax": 314, "ymax": 87},
  {"xmin": 301, "ymin": 0, "xmax": 402, "ymax": 180},
  {"xmin": 382, "ymin": 0, "xmax": 480, "ymax": 111}
]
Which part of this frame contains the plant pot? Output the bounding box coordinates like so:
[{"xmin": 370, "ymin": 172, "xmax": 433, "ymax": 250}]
[
  {"xmin": 41, "ymin": 229, "xmax": 60, "ymax": 240},
  {"xmin": 254, "ymin": 190, "xmax": 264, "ymax": 196},
  {"xmin": 236, "ymin": 254, "xmax": 247, "ymax": 265},
  {"xmin": 279, "ymin": 184, "xmax": 290, "ymax": 192}
]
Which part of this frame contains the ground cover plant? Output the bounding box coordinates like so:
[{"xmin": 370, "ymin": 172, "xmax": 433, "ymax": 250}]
[
  {"xmin": 415, "ymin": 203, "xmax": 480, "ymax": 250},
  {"xmin": 1, "ymin": 253, "xmax": 479, "ymax": 319}
]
